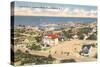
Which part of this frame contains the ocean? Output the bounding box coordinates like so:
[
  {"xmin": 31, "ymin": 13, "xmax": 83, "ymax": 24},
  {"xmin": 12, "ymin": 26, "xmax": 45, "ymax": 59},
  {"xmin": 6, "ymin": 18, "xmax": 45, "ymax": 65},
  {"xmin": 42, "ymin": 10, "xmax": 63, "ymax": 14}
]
[{"xmin": 12, "ymin": 16, "xmax": 97, "ymax": 26}]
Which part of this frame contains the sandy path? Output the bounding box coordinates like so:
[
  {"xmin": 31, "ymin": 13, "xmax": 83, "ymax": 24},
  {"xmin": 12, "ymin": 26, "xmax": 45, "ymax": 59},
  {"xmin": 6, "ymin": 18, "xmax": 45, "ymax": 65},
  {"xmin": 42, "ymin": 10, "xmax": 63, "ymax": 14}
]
[{"xmin": 14, "ymin": 40, "xmax": 97, "ymax": 62}]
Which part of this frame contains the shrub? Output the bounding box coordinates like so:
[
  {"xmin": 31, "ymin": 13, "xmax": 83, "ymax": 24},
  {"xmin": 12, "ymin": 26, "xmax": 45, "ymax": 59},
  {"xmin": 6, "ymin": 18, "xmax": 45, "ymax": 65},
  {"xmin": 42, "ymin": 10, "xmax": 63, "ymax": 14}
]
[
  {"xmin": 29, "ymin": 44, "xmax": 41, "ymax": 51},
  {"xmin": 87, "ymin": 33, "xmax": 97, "ymax": 40},
  {"xmin": 91, "ymin": 43, "xmax": 97, "ymax": 48},
  {"xmin": 14, "ymin": 50, "xmax": 56, "ymax": 65},
  {"xmin": 60, "ymin": 59, "xmax": 76, "ymax": 63}
]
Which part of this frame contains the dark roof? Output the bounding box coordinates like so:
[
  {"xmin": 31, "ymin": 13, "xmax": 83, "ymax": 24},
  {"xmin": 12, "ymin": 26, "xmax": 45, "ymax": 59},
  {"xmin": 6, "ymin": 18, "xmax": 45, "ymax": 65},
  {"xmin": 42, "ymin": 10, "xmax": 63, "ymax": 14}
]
[{"xmin": 82, "ymin": 44, "xmax": 91, "ymax": 49}]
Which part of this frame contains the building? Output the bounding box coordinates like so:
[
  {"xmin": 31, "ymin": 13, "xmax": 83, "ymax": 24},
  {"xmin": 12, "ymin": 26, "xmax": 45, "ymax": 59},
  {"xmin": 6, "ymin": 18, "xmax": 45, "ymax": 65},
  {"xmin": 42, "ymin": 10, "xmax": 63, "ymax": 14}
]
[
  {"xmin": 72, "ymin": 35, "xmax": 79, "ymax": 40},
  {"xmin": 42, "ymin": 34, "xmax": 59, "ymax": 47}
]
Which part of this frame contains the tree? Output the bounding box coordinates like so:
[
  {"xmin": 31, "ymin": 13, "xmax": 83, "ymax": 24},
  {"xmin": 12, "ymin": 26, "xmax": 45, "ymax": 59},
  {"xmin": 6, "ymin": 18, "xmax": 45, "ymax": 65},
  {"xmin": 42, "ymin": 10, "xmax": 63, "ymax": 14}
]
[{"xmin": 87, "ymin": 33, "xmax": 97, "ymax": 40}]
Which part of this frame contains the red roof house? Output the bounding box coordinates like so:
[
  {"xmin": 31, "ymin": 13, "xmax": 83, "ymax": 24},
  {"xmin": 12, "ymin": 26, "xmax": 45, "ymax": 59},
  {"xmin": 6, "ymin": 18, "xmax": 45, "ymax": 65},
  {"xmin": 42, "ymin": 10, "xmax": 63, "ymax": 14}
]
[{"xmin": 42, "ymin": 34, "xmax": 59, "ymax": 46}]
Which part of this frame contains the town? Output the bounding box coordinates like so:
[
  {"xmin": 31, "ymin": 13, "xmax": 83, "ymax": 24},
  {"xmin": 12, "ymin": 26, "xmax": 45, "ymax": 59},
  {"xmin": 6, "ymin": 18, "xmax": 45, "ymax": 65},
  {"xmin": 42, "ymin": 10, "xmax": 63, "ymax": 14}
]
[{"xmin": 11, "ymin": 22, "xmax": 97, "ymax": 65}]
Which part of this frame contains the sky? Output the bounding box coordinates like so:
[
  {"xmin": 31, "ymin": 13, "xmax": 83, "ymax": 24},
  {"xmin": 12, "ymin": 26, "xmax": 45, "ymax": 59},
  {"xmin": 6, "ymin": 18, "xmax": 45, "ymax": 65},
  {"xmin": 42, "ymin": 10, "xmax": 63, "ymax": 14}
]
[{"xmin": 11, "ymin": 1, "xmax": 97, "ymax": 17}]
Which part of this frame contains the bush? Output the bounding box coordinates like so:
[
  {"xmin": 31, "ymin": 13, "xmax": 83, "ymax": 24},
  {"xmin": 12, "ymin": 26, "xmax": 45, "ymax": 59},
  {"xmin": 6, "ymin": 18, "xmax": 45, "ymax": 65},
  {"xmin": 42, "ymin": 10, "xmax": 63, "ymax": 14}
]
[
  {"xmin": 15, "ymin": 29, "xmax": 25, "ymax": 33},
  {"xmin": 62, "ymin": 30, "xmax": 72, "ymax": 39},
  {"xmin": 14, "ymin": 50, "xmax": 56, "ymax": 65},
  {"xmin": 79, "ymin": 28, "xmax": 92, "ymax": 34},
  {"xmin": 78, "ymin": 34, "xmax": 84, "ymax": 40},
  {"xmin": 87, "ymin": 33, "xmax": 97, "ymax": 40},
  {"xmin": 60, "ymin": 59, "xmax": 76, "ymax": 63},
  {"xmin": 29, "ymin": 44, "xmax": 41, "ymax": 51},
  {"xmin": 91, "ymin": 43, "xmax": 97, "ymax": 48}
]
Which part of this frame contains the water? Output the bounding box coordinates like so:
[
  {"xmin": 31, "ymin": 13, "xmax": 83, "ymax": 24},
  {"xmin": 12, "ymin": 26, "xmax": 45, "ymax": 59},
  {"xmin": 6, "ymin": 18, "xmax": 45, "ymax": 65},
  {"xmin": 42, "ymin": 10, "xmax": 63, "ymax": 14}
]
[{"xmin": 12, "ymin": 16, "xmax": 97, "ymax": 26}]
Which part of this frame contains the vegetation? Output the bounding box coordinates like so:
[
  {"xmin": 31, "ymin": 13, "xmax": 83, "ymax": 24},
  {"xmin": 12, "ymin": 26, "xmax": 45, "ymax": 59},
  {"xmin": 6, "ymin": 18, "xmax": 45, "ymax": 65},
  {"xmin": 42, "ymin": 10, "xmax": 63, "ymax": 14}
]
[
  {"xmin": 91, "ymin": 43, "xmax": 97, "ymax": 48},
  {"xmin": 79, "ymin": 27, "xmax": 92, "ymax": 34},
  {"xmin": 78, "ymin": 33, "xmax": 84, "ymax": 40},
  {"xmin": 13, "ymin": 50, "xmax": 55, "ymax": 65},
  {"xmin": 87, "ymin": 33, "xmax": 97, "ymax": 40},
  {"xmin": 62, "ymin": 30, "xmax": 72, "ymax": 39},
  {"xmin": 60, "ymin": 59, "xmax": 76, "ymax": 63},
  {"xmin": 27, "ymin": 36, "xmax": 42, "ymax": 51},
  {"xmin": 14, "ymin": 28, "xmax": 42, "ymax": 51},
  {"xmin": 28, "ymin": 43, "xmax": 41, "ymax": 51},
  {"xmin": 14, "ymin": 29, "xmax": 25, "ymax": 34}
]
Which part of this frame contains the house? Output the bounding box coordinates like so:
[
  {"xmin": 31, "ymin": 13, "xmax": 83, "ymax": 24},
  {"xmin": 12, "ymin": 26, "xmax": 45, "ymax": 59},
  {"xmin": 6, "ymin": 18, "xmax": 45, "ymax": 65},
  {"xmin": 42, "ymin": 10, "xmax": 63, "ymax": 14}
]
[
  {"xmin": 72, "ymin": 35, "xmax": 79, "ymax": 40},
  {"xmin": 42, "ymin": 34, "xmax": 59, "ymax": 47},
  {"xmin": 79, "ymin": 44, "xmax": 92, "ymax": 57}
]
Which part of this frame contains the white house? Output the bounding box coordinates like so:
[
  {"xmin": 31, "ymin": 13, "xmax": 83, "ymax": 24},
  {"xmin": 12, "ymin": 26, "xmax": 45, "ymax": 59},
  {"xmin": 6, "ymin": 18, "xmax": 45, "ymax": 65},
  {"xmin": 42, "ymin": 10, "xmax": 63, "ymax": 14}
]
[{"xmin": 42, "ymin": 34, "xmax": 59, "ymax": 47}]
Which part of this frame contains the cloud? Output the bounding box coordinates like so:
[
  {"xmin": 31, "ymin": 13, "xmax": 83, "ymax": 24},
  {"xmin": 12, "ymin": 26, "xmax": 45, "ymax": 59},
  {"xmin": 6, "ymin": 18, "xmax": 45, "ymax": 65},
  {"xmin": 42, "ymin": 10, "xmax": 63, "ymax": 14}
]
[
  {"xmin": 13, "ymin": 7, "xmax": 97, "ymax": 18},
  {"xmin": 69, "ymin": 8, "xmax": 97, "ymax": 17}
]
